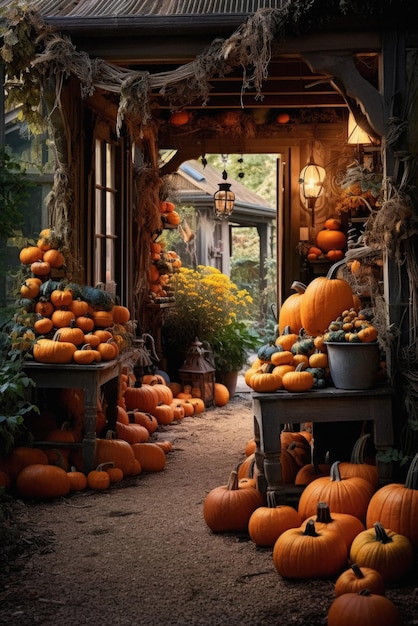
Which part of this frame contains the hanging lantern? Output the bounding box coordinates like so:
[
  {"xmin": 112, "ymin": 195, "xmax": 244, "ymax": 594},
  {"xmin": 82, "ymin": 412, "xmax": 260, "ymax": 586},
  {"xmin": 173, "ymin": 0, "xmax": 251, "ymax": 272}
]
[
  {"xmin": 298, "ymin": 154, "xmax": 326, "ymax": 226},
  {"xmin": 214, "ymin": 154, "xmax": 235, "ymax": 218},
  {"xmin": 214, "ymin": 182, "xmax": 235, "ymax": 218},
  {"xmin": 178, "ymin": 337, "xmax": 215, "ymax": 407}
]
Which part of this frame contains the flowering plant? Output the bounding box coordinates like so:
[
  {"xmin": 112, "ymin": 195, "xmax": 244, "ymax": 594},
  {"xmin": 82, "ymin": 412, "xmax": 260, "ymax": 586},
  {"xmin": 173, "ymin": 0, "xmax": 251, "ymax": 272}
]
[{"xmin": 163, "ymin": 266, "xmax": 257, "ymax": 375}]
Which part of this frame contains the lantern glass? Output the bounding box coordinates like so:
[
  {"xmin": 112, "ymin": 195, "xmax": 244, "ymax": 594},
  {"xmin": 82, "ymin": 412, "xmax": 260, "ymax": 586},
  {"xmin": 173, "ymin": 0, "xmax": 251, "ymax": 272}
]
[{"xmin": 214, "ymin": 183, "xmax": 235, "ymax": 218}]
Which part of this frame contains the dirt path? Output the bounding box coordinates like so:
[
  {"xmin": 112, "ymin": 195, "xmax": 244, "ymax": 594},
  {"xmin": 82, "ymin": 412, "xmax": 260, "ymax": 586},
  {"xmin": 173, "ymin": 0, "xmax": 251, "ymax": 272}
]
[{"xmin": 1, "ymin": 392, "xmax": 417, "ymax": 626}]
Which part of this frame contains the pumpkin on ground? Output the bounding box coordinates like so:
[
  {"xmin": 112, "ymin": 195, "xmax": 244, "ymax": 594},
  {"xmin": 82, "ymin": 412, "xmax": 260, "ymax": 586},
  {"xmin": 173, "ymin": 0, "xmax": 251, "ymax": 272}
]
[
  {"xmin": 248, "ymin": 493, "xmax": 302, "ymax": 547},
  {"xmin": 365, "ymin": 450, "xmax": 418, "ymax": 549},
  {"xmin": 338, "ymin": 433, "xmax": 378, "ymax": 490},
  {"xmin": 272, "ymin": 519, "xmax": 348, "ymax": 579},
  {"xmin": 87, "ymin": 464, "xmax": 111, "ymax": 490},
  {"xmin": 334, "ymin": 563, "xmax": 386, "ymax": 597},
  {"xmin": 95, "ymin": 435, "xmax": 136, "ymax": 477},
  {"xmin": 214, "ymin": 383, "xmax": 229, "ymax": 406},
  {"xmin": 297, "ymin": 461, "xmax": 374, "ymax": 522},
  {"xmin": 327, "ymin": 590, "xmax": 402, "ymax": 626},
  {"xmin": 203, "ymin": 470, "xmax": 264, "ymax": 533},
  {"xmin": 131, "ymin": 442, "xmax": 166, "ymax": 472},
  {"xmin": 16, "ymin": 464, "xmax": 71, "ymax": 499},
  {"xmin": 348, "ymin": 521, "xmax": 414, "ymax": 583},
  {"xmin": 302, "ymin": 501, "xmax": 365, "ymax": 550}
]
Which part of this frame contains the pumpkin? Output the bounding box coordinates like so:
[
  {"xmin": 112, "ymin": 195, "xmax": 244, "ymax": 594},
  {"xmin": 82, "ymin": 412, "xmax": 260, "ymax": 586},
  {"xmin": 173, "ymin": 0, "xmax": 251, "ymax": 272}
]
[
  {"xmin": 154, "ymin": 440, "xmax": 173, "ymax": 454},
  {"xmin": 188, "ymin": 397, "xmax": 205, "ymax": 414},
  {"xmin": 214, "ymin": 383, "xmax": 229, "ymax": 406},
  {"xmin": 247, "ymin": 367, "xmax": 283, "ymax": 392},
  {"xmin": 272, "ymin": 519, "xmax": 348, "ymax": 579},
  {"xmin": 282, "ymin": 363, "xmax": 313, "ymax": 392},
  {"xmin": 203, "ymin": 470, "xmax": 264, "ymax": 533},
  {"xmin": 19, "ymin": 245, "xmax": 43, "ymax": 265},
  {"xmin": 112, "ymin": 304, "xmax": 130, "ymax": 324},
  {"xmin": 338, "ymin": 434, "xmax": 378, "ymax": 490},
  {"xmin": 245, "ymin": 438, "xmax": 257, "ymax": 457},
  {"xmin": 316, "ymin": 228, "xmax": 347, "ymax": 252},
  {"xmin": 300, "ymin": 270, "xmax": 355, "ymax": 336},
  {"xmin": 35, "ymin": 297, "xmax": 54, "ymax": 318},
  {"xmin": 169, "ymin": 110, "xmax": 190, "ymax": 126},
  {"xmin": 33, "ymin": 335, "xmax": 77, "ymax": 364},
  {"xmin": 95, "ymin": 435, "xmax": 136, "ymax": 477},
  {"xmin": 334, "ymin": 563, "xmax": 386, "ymax": 597},
  {"xmin": 278, "ymin": 282, "xmax": 306, "ymax": 334},
  {"xmin": 92, "ymin": 310, "xmax": 114, "ymax": 328},
  {"xmin": 51, "ymin": 309, "xmax": 76, "ymax": 329},
  {"xmin": 30, "ymin": 259, "xmax": 51, "ymax": 276},
  {"xmin": 349, "ymin": 521, "xmax": 414, "ymax": 582},
  {"xmin": 303, "ymin": 501, "xmax": 365, "ymax": 550},
  {"xmin": 271, "ymin": 350, "xmax": 294, "ymax": 366},
  {"xmin": 295, "ymin": 459, "xmax": 330, "ymax": 485},
  {"xmin": 327, "ymin": 590, "xmax": 402, "ymax": 626},
  {"xmin": 298, "ymin": 461, "xmax": 374, "ymax": 522},
  {"xmin": 75, "ymin": 315, "xmax": 95, "ymax": 333},
  {"xmin": 68, "ymin": 298, "xmax": 90, "ymax": 317},
  {"xmin": 87, "ymin": 463, "xmax": 111, "ymax": 490},
  {"xmin": 248, "ymin": 492, "xmax": 302, "ymax": 547},
  {"xmin": 327, "ymin": 249, "xmax": 345, "ymax": 262},
  {"xmin": 97, "ymin": 338, "xmax": 119, "ymax": 361},
  {"xmin": 3, "ymin": 446, "xmax": 49, "ymax": 481},
  {"xmin": 116, "ymin": 421, "xmax": 150, "ymax": 443},
  {"xmin": 131, "ymin": 442, "xmax": 166, "ymax": 472},
  {"xmin": 16, "ymin": 464, "xmax": 71, "ymax": 499},
  {"xmin": 34, "ymin": 315, "xmax": 54, "ymax": 335},
  {"xmin": 56, "ymin": 321, "xmax": 85, "ymax": 346},
  {"xmin": 67, "ymin": 467, "xmax": 88, "ymax": 492},
  {"xmin": 124, "ymin": 385, "xmax": 158, "ymax": 413},
  {"xmin": 20, "ymin": 277, "xmax": 42, "ymax": 299},
  {"xmin": 365, "ymin": 451, "xmax": 418, "ymax": 549},
  {"xmin": 324, "ymin": 216, "xmax": 342, "ymax": 230},
  {"xmin": 43, "ymin": 248, "xmax": 65, "ymax": 268},
  {"xmin": 275, "ymin": 326, "xmax": 299, "ymax": 352},
  {"xmin": 93, "ymin": 329, "xmax": 113, "ymax": 342},
  {"xmin": 131, "ymin": 411, "xmax": 158, "ymax": 433}
]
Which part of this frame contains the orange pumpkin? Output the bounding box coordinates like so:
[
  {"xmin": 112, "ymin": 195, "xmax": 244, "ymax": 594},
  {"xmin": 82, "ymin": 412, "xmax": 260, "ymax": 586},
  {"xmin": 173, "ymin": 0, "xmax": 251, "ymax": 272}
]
[
  {"xmin": 316, "ymin": 229, "xmax": 347, "ymax": 252},
  {"xmin": 300, "ymin": 273, "xmax": 355, "ymax": 336},
  {"xmin": 169, "ymin": 110, "xmax": 190, "ymax": 126},
  {"xmin": 278, "ymin": 281, "xmax": 306, "ymax": 334}
]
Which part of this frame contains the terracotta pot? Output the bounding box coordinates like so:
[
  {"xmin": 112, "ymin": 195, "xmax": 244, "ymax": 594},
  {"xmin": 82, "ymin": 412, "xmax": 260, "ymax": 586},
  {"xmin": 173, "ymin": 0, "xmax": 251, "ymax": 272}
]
[{"xmin": 216, "ymin": 370, "xmax": 239, "ymax": 398}]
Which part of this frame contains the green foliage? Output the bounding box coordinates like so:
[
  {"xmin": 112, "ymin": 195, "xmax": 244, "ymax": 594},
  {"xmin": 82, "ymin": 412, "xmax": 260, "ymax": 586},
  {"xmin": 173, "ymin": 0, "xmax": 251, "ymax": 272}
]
[
  {"xmin": 0, "ymin": 147, "xmax": 32, "ymax": 239},
  {"xmin": 210, "ymin": 320, "xmax": 260, "ymax": 374},
  {"xmin": 0, "ymin": 308, "xmax": 38, "ymax": 457}
]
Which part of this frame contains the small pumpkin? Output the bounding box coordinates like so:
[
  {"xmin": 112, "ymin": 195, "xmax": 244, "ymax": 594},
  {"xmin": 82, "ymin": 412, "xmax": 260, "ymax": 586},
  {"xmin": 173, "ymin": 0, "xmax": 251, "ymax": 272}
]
[
  {"xmin": 303, "ymin": 501, "xmax": 365, "ymax": 550},
  {"xmin": 203, "ymin": 470, "xmax": 264, "ymax": 533},
  {"xmin": 67, "ymin": 466, "xmax": 88, "ymax": 492},
  {"xmin": 87, "ymin": 463, "xmax": 111, "ymax": 490},
  {"xmin": 248, "ymin": 492, "xmax": 302, "ymax": 547},
  {"xmin": 19, "ymin": 245, "xmax": 43, "ymax": 265},
  {"xmin": 334, "ymin": 563, "xmax": 386, "ymax": 597},
  {"xmin": 282, "ymin": 363, "xmax": 313, "ymax": 392}
]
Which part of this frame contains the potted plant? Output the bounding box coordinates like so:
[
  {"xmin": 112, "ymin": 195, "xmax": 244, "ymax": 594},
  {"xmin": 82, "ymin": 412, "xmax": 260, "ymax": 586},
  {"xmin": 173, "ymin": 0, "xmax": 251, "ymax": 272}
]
[
  {"xmin": 210, "ymin": 319, "xmax": 259, "ymax": 396},
  {"xmin": 162, "ymin": 265, "xmax": 258, "ymax": 391}
]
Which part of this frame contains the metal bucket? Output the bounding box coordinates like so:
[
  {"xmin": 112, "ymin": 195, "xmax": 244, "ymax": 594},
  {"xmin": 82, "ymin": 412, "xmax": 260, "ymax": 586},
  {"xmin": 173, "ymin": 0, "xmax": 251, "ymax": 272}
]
[{"xmin": 325, "ymin": 342, "xmax": 380, "ymax": 390}]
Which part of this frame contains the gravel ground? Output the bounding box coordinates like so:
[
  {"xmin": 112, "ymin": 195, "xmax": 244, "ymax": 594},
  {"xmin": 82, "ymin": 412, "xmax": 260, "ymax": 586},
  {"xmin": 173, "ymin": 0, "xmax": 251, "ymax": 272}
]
[{"xmin": 1, "ymin": 388, "xmax": 417, "ymax": 626}]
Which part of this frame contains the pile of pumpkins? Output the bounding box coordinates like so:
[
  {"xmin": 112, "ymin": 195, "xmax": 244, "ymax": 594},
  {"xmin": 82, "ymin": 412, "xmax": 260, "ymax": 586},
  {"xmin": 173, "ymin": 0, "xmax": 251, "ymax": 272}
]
[
  {"xmin": 13, "ymin": 229, "xmax": 133, "ymax": 363},
  {"xmin": 203, "ymin": 435, "xmax": 418, "ymax": 626},
  {"xmin": 148, "ymin": 236, "xmax": 181, "ymax": 304},
  {"xmin": 306, "ymin": 215, "xmax": 347, "ymax": 263},
  {"xmin": 0, "ymin": 364, "xmax": 231, "ymax": 499},
  {"xmin": 245, "ymin": 269, "xmax": 381, "ymax": 393}
]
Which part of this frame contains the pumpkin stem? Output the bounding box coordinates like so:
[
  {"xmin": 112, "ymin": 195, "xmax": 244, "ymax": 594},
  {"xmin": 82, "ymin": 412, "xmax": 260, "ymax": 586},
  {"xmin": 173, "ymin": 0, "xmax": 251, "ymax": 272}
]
[
  {"xmin": 350, "ymin": 563, "xmax": 365, "ymax": 579},
  {"xmin": 267, "ymin": 491, "xmax": 278, "ymax": 508},
  {"xmin": 329, "ymin": 461, "xmax": 343, "ymax": 482},
  {"xmin": 350, "ymin": 433, "xmax": 371, "ymax": 464},
  {"xmin": 96, "ymin": 462, "xmax": 115, "ymax": 472},
  {"xmin": 302, "ymin": 519, "xmax": 320, "ymax": 537},
  {"xmin": 326, "ymin": 259, "xmax": 347, "ymax": 279},
  {"xmin": 290, "ymin": 281, "xmax": 307, "ymax": 294},
  {"xmin": 316, "ymin": 501, "xmax": 334, "ymax": 523},
  {"xmin": 404, "ymin": 451, "xmax": 418, "ymax": 490},
  {"xmin": 373, "ymin": 521, "xmax": 393, "ymax": 544},
  {"xmin": 358, "ymin": 589, "xmax": 372, "ymax": 596},
  {"xmin": 226, "ymin": 470, "xmax": 240, "ymax": 491}
]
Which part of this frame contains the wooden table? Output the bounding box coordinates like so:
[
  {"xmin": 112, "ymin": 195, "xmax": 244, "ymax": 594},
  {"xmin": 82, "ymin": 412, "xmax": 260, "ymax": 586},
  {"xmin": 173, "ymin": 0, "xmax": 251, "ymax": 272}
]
[
  {"xmin": 24, "ymin": 359, "xmax": 121, "ymax": 473},
  {"xmin": 252, "ymin": 385, "xmax": 394, "ymax": 503}
]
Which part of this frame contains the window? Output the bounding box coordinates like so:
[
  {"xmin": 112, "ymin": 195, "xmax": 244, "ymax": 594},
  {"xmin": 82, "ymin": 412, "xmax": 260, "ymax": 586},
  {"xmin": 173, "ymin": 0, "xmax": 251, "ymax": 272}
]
[{"xmin": 94, "ymin": 139, "xmax": 118, "ymax": 294}]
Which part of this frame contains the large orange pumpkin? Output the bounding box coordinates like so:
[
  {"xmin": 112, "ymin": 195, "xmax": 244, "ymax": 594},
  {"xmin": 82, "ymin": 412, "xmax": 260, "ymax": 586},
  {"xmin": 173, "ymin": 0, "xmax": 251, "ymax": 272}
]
[{"xmin": 300, "ymin": 273, "xmax": 354, "ymax": 336}]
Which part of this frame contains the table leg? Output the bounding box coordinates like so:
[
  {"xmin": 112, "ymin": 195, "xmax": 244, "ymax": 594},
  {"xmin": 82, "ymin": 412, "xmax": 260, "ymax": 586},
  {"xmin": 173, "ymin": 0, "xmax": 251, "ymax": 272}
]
[{"xmin": 82, "ymin": 381, "xmax": 98, "ymax": 474}]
